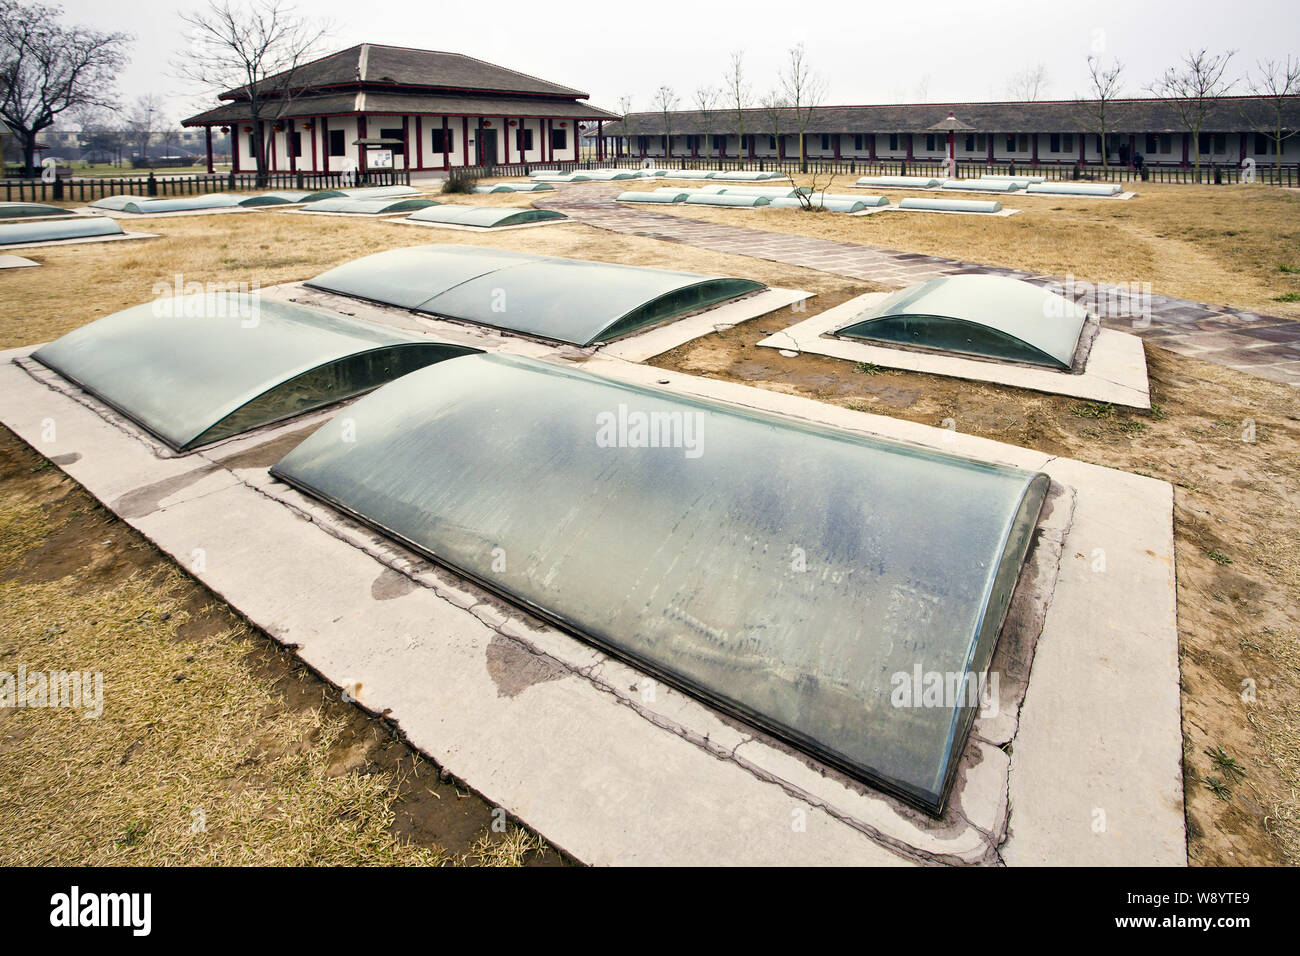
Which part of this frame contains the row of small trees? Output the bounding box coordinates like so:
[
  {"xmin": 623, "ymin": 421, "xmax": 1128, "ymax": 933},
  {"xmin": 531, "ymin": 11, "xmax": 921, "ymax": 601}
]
[{"xmin": 617, "ymin": 48, "xmax": 1298, "ymax": 180}]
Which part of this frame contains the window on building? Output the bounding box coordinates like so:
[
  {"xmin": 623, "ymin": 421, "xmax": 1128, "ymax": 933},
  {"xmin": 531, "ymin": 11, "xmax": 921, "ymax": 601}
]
[
  {"xmin": 889, "ymin": 133, "xmax": 899, "ymax": 151},
  {"xmin": 712, "ymin": 134, "xmax": 725, "ymax": 152},
  {"xmin": 1018, "ymin": 134, "xmax": 1029, "ymax": 152},
  {"xmin": 551, "ymin": 127, "xmax": 568, "ymax": 151},
  {"xmin": 768, "ymin": 135, "xmax": 777, "ymax": 150},
  {"xmin": 925, "ymin": 133, "xmax": 936, "ymax": 151},
  {"xmin": 430, "ymin": 128, "xmax": 451, "ymax": 154},
  {"xmin": 1006, "ymin": 134, "xmax": 1016, "ymax": 152},
  {"xmin": 964, "ymin": 134, "xmax": 975, "ymax": 152},
  {"xmin": 1049, "ymin": 133, "xmax": 1061, "ymax": 153},
  {"xmin": 1161, "ymin": 133, "xmax": 1173, "ymax": 153},
  {"xmin": 328, "ymin": 129, "xmax": 346, "ymax": 157},
  {"xmin": 379, "ymin": 127, "xmax": 405, "ymax": 155},
  {"xmin": 289, "ymin": 131, "xmax": 302, "ymax": 158},
  {"xmin": 976, "ymin": 134, "xmax": 986, "ymax": 151},
  {"xmin": 636, "ymin": 135, "xmax": 648, "ymax": 154},
  {"xmin": 1255, "ymin": 133, "xmax": 1269, "ymax": 154},
  {"xmin": 1062, "ymin": 133, "xmax": 1074, "ymax": 152},
  {"xmin": 820, "ymin": 134, "xmax": 831, "ymax": 151},
  {"xmin": 517, "ymin": 128, "xmax": 534, "ymax": 152},
  {"xmin": 853, "ymin": 134, "xmax": 864, "ymax": 151}
]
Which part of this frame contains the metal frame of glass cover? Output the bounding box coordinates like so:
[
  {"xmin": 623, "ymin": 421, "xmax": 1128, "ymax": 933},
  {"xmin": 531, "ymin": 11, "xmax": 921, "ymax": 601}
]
[
  {"xmin": 90, "ymin": 195, "xmax": 151, "ymax": 210},
  {"xmin": 837, "ymin": 275, "xmax": 1089, "ymax": 369},
  {"xmin": 0, "ymin": 216, "xmax": 124, "ymax": 245},
  {"xmin": 31, "ymin": 292, "xmax": 478, "ymax": 451},
  {"xmin": 302, "ymin": 197, "xmax": 438, "ymax": 214},
  {"xmin": 121, "ymin": 194, "xmax": 243, "ymax": 214},
  {"xmin": 405, "ymin": 205, "xmax": 567, "ymax": 228},
  {"xmin": 0, "ymin": 202, "xmax": 74, "ymax": 218},
  {"xmin": 305, "ymin": 245, "xmax": 765, "ymax": 346},
  {"xmin": 270, "ymin": 353, "xmax": 1049, "ymax": 814}
]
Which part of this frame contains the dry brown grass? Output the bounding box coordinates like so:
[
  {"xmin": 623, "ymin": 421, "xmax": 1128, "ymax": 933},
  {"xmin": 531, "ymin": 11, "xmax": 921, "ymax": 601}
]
[
  {"xmin": 0, "ymin": 436, "xmax": 558, "ymax": 866},
  {"xmin": 647, "ymin": 179, "xmax": 1300, "ymax": 316}
]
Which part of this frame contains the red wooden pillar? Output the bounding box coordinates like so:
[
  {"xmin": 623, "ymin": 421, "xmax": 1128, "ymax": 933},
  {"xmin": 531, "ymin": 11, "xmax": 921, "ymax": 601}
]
[
  {"xmin": 204, "ymin": 127, "xmax": 214, "ymax": 173},
  {"xmin": 401, "ymin": 115, "xmax": 410, "ymax": 170},
  {"xmin": 1031, "ymin": 133, "xmax": 1039, "ymax": 166},
  {"xmin": 270, "ymin": 122, "xmax": 278, "ymax": 171},
  {"xmin": 287, "ymin": 119, "xmax": 296, "ymax": 172},
  {"xmin": 868, "ymin": 133, "xmax": 876, "ymax": 160},
  {"xmin": 415, "ymin": 116, "xmax": 423, "ymax": 170},
  {"xmin": 357, "ymin": 115, "xmax": 367, "ymax": 173},
  {"xmin": 747, "ymin": 134, "xmax": 755, "ymax": 161},
  {"xmin": 986, "ymin": 134, "xmax": 994, "ymax": 165},
  {"xmin": 309, "ymin": 120, "xmax": 317, "ymax": 172},
  {"xmin": 319, "ymin": 117, "xmax": 328, "ymax": 172},
  {"xmin": 597, "ymin": 120, "xmax": 604, "ymax": 161},
  {"xmin": 232, "ymin": 127, "xmax": 240, "ymax": 173},
  {"xmin": 441, "ymin": 115, "xmax": 449, "ymax": 169},
  {"xmin": 906, "ymin": 133, "xmax": 914, "ymax": 161},
  {"xmin": 462, "ymin": 116, "xmax": 469, "ymax": 166},
  {"xmin": 504, "ymin": 118, "xmax": 512, "ymax": 164},
  {"xmin": 833, "ymin": 134, "xmax": 841, "ymax": 160},
  {"xmin": 1181, "ymin": 132, "xmax": 1190, "ymax": 167}
]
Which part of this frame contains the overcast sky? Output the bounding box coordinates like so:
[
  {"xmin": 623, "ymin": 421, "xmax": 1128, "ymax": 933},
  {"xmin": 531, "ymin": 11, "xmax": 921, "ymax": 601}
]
[{"xmin": 54, "ymin": 0, "xmax": 1300, "ymax": 124}]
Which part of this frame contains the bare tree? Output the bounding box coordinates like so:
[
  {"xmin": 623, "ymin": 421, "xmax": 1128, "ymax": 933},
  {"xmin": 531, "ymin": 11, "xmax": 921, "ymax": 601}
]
[
  {"xmin": 759, "ymin": 90, "xmax": 788, "ymax": 161},
  {"xmin": 0, "ymin": 0, "xmax": 131, "ymax": 175},
  {"xmin": 1241, "ymin": 56, "xmax": 1300, "ymax": 174},
  {"xmin": 780, "ymin": 43, "xmax": 825, "ymax": 172},
  {"xmin": 1148, "ymin": 48, "xmax": 1237, "ymax": 178},
  {"xmin": 122, "ymin": 93, "xmax": 164, "ymax": 165},
  {"xmin": 1006, "ymin": 63, "xmax": 1050, "ymax": 102},
  {"xmin": 177, "ymin": 0, "xmax": 331, "ymax": 184},
  {"xmin": 694, "ymin": 84, "xmax": 719, "ymax": 160},
  {"xmin": 724, "ymin": 50, "xmax": 750, "ymax": 160},
  {"xmin": 617, "ymin": 94, "xmax": 638, "ymax": 157},
  {"xmin": 652, "ymin": 85, "xmax": 678, "ymax": 161},
  {"xmin": 1078, "ymin": 56, "xmax": 1124, "ymax": 169}
]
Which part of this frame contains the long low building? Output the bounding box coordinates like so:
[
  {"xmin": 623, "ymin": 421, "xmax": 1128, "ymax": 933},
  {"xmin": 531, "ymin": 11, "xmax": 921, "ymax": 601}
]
[
  {"xmin": 603, "ymin": 97, "xmax": 1300, "ymax": 168},
  {"xmin": 183, "ymin": 43, "xmax": 618, "ymax": 174}
]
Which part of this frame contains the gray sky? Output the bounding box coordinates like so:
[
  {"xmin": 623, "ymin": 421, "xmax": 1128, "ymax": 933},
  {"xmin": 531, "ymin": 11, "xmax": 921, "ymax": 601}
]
[{"xmin": 55, "ymin": 0, "xmax": 1300, "ymax": 124}]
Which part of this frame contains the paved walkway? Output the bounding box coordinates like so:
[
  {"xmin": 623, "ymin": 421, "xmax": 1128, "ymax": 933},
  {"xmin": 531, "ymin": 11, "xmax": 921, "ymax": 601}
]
[{"xmin": 540, "ymin": 185, "xmax": 1300, "ymax": 387}]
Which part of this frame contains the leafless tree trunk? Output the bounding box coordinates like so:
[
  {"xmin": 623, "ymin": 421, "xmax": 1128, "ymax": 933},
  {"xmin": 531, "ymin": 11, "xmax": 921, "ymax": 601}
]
[
  {"xmin": 694, "ymin": 85, "xmax": 718, "ymax": 161},
  {"xmin": 1241, "ymin": 56, "xmax": 1300, "ymax": 177},
  {"xmin": 652, "ymin": 85, "xmax": 678, "ymax": 161},
  {"xmin": 177, "ymin": 0, "xmax": 330, "ymax": 185},
  {"xmin": 725, "ymin": 50, "xmax": 750, "ymax": 161},
  {"xmin": 1079, "ymin": 56, "xmax": 1124, "ymax": 169},
  {"xmin": 760, "ymin": 90, "xmax": 787, "ymax": 163},
  {"xmin": 617, "ymin": 94, "xmax": 638, "ymax": 157},
  {"xmin": 0, "ymin": 0, "xmax": 130, "ymax": 175},
  {"xmin": 1148, "ymin": 48, "xmax": 1237, "ymax": 180},
  {"xmin": 780, "ymin": 43, "xmax": 824, "ymax": 173}
]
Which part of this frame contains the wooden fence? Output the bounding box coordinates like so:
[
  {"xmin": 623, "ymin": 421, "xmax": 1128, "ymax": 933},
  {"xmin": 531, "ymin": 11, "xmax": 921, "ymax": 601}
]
[
  {"xmin": 472, "ymin": 155, "xmax": 1299, "ymax": 187},
  {"xmin": 1, "ymin": 167, "xmax": 411, "ymax": 203}
]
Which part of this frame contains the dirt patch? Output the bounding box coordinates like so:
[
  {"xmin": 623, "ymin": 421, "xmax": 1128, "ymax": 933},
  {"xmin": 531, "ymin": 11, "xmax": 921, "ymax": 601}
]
[
  {"xmin": 0, "ymin": 425, "xmax": 568, "ymax": 866},
  {"xmin": 653, "ymin": 308, "xmax": 1300, "ymax": 867}
]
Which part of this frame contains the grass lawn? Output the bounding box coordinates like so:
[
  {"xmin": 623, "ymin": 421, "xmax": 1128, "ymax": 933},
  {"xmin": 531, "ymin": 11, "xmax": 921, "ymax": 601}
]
[{"xmin": 1, "ymin": 187, "xmax": 1297, "ymax": 866}]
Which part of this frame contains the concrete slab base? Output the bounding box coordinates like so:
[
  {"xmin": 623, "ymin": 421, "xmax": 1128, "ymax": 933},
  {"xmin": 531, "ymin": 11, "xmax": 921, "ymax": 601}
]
[
  {"xmin": 77, "ymin": 206, "xmax": 257, "ymax": 219},
  {"xmin": 0, "ymin": 254, "xmax": 39, "ymax": 269},
  {"xmin": 757, "ymin": 292, "xmax": 1151, "ymax": 408},
  {"xmin": 883, "ymin": 206, "xmax": 1022, "ymax": 217},
  {"xmin": 0, "ymin": 329, "xmax": 1183, "ymax": 866}
]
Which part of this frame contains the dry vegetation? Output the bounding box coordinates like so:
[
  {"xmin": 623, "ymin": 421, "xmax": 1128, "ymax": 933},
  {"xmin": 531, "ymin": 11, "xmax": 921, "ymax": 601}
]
[
  {"xmin": 2, "ymin": 182, "xmax": 1297, "ymax": 866},
  {"xmin": 645, "ymin": 178, "xmax": 1300, "ymax": 317},
  {"xmin": 0, "ymin": 432, "xmax": 559, "ymax": 866}
]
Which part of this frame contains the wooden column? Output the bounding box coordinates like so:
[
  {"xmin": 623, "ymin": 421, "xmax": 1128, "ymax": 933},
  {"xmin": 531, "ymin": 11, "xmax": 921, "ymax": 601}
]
[
  {"xmin": 415, "ymin": 116, "xmax": 423, "ymax": 170},
  {"xmin": 402, "ymin": 115, "xmax": 410, "ymax": 170},
  {"xmin": 833, "ymin": 134, "xmax": 841, "ymax": 160},
  {"xmin": 320, "ymin": 117, "xmax": 328, "ymax": 173},
  {"xmin": 1129, "ymin": 132, "xmax": 1136, "ymax": 169},
  {"xmin": 357, "ymin": 115, "xmax": 367, "ymax": 174},
  {"xmin": 287, "ymin": 119, "xmax": 296, "ymax": 172},
  {"xmin": 309, "ymin": 120, "xmax": 318, "ymax": 172},
  {"xmin": 1181, "ymin": 132, "xmax": 1190, "ymax": 167},
  {"xmin": 987, "ymin": 134, "xmax": 994, "ymax": 165},
  {"xmin": 905, "ymin": 133, "xmax": 914, "ymax": 160},
  {"xmin": 462, "ymin": 116, "xmax": 469, "ymax": 166},
  {"xmin": 442, "ymin": 115, "xmax": 449, "ymax": 169},
  {"xmin": 1031, "ymin": 133, "xmax": 1039, "ymax": 166},
  {"xmin": 1079, "ymin": 133, "xmax": 1087, "ymax": 166},
  {"xmin": 204, "ymin": 127, "xmax": 214, "ymax": 173},
  {"xmin": 868, "ymin": 133, "xmax": 876, "ymax": 160},
  {"xmin": 597, "ymin": 120, "xmax": 604, "ymax": 161}
]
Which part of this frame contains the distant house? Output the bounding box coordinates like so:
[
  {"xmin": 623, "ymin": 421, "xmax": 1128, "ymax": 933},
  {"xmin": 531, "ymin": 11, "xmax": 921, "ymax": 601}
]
[
  {"xmin": 182, "ymin": 43, "xmax": 619, "ymax": 174},
  {"xmin": 605, "ymin": 96, "xmax": 1300, "ymax": 168}
]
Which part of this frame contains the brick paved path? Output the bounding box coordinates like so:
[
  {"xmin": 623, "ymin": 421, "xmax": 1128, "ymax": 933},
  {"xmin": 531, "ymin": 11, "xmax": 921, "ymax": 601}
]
[{"xmin": 539, "ymin": 185, "xmax": 1300, "ymax": 386}]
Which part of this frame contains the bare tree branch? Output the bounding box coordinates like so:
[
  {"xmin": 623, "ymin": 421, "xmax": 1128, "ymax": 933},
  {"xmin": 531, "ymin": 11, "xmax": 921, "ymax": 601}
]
[
  {"xmin": 1241, "ymin": 56, "xmax": 1300, "ymax": 173},
  {"xmin": 1148, "ymin": 48, "xmax": 1237, "ymax": 178},
  {"xmin": 780, "ymin": 43, "xmax": 825, "ymax": 173},
  {"xmin": 1077, "ymin": 56, "xmax": 1124, "ymax": 169}
]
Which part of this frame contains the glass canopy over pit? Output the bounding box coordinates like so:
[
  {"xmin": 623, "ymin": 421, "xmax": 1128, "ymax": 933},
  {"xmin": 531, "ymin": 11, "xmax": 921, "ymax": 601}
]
[
  {"xmin": 301, "ymin": 197, "xmax": 438, "ymax": 215},
  {"xmin": 306, "ymin": 245, "xmax": 765, "ymax": 346},
  {"xmin": 31, "ymin": 293, "xmax": 478, "ymax": 451},
  {"xmin": 837, "ymin": 275, "xmax": 1090, "ymax": 369},
  {"xmin": 271, "ymin": 353, "xmax": 1050, "ymax": 813},
  {"xmin": 405, "ymin": 205, "xmax": 567, "ymax": 228},
  {"xmin": 0, "ymin": 202, "xmax": 73, "ymax": 218},
  {"xmin": 0, "ymin": 216, "xmax": 124, "ymax": 245}
]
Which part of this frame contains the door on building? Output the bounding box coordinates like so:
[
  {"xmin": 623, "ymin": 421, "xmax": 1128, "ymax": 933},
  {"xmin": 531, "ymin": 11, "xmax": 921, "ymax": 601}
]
[{"xmin": 478, "ymin": 129, "xmax": 498, "ymax": 167}]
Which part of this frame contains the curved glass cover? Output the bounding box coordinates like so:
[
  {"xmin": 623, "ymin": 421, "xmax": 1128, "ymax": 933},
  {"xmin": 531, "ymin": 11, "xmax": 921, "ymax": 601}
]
[
  {"xmin": 617, "ymin": 191, "xmax": 687, "ymax": 203},
  {"xmin": 474, "ymin": 183, "xmax": 554, "ymax": 192},
  {"xmin": 899, "ymin": 197, "xmax": 1002, "ymax": 213},
  {"xmin": 0, "ymin": 217, "xmax": 124, "ymax": 245},
  {"xmin": 306, "ymin": 245, "xmax": 765, "ymax": 346},
  {"xmin": 768, "ymin": 197, "xmax": 868, "ymax": 212},
  {"xmin": 302, "ymin": 197, "xmax": 437, "ymax": 214},
  {"xmin": 90, "ymin": 195, "xmax": 150, "ymax": 210},
  {"xmin": 240, "ymin": 191, "xmax": 312, "ymax": 206},
  {"xmin": 941, "ymin": 179, "xmax": 1021, "ymax": 192},
  {"xmin": 837, "ymin": 275, "xmax": 1089, "ymax": 369},
  {"xmin": 271, "ymin": 354, "xmax": 1049, "ymax": 813},
  {"xmin": 405, "ymin": 205, "xmax": 567, "ymax": 227},
  {"xmin": 31, "ymin": 293, "xmax": 478, "ymax": 451},
  {"xmin": 684, "ymin": 194, "xmax": 770, "ymax": 207},
  {"xmin": 122, "ymin": 195, "xmax": 243, "ymax": 213},
  {"xmin": 0, "ymin": 202, "xmax": 72, "ymax": 218},
  {"xmin": 1025, "ymin": 182, "xmax": 1122, "ymax": 196}
]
